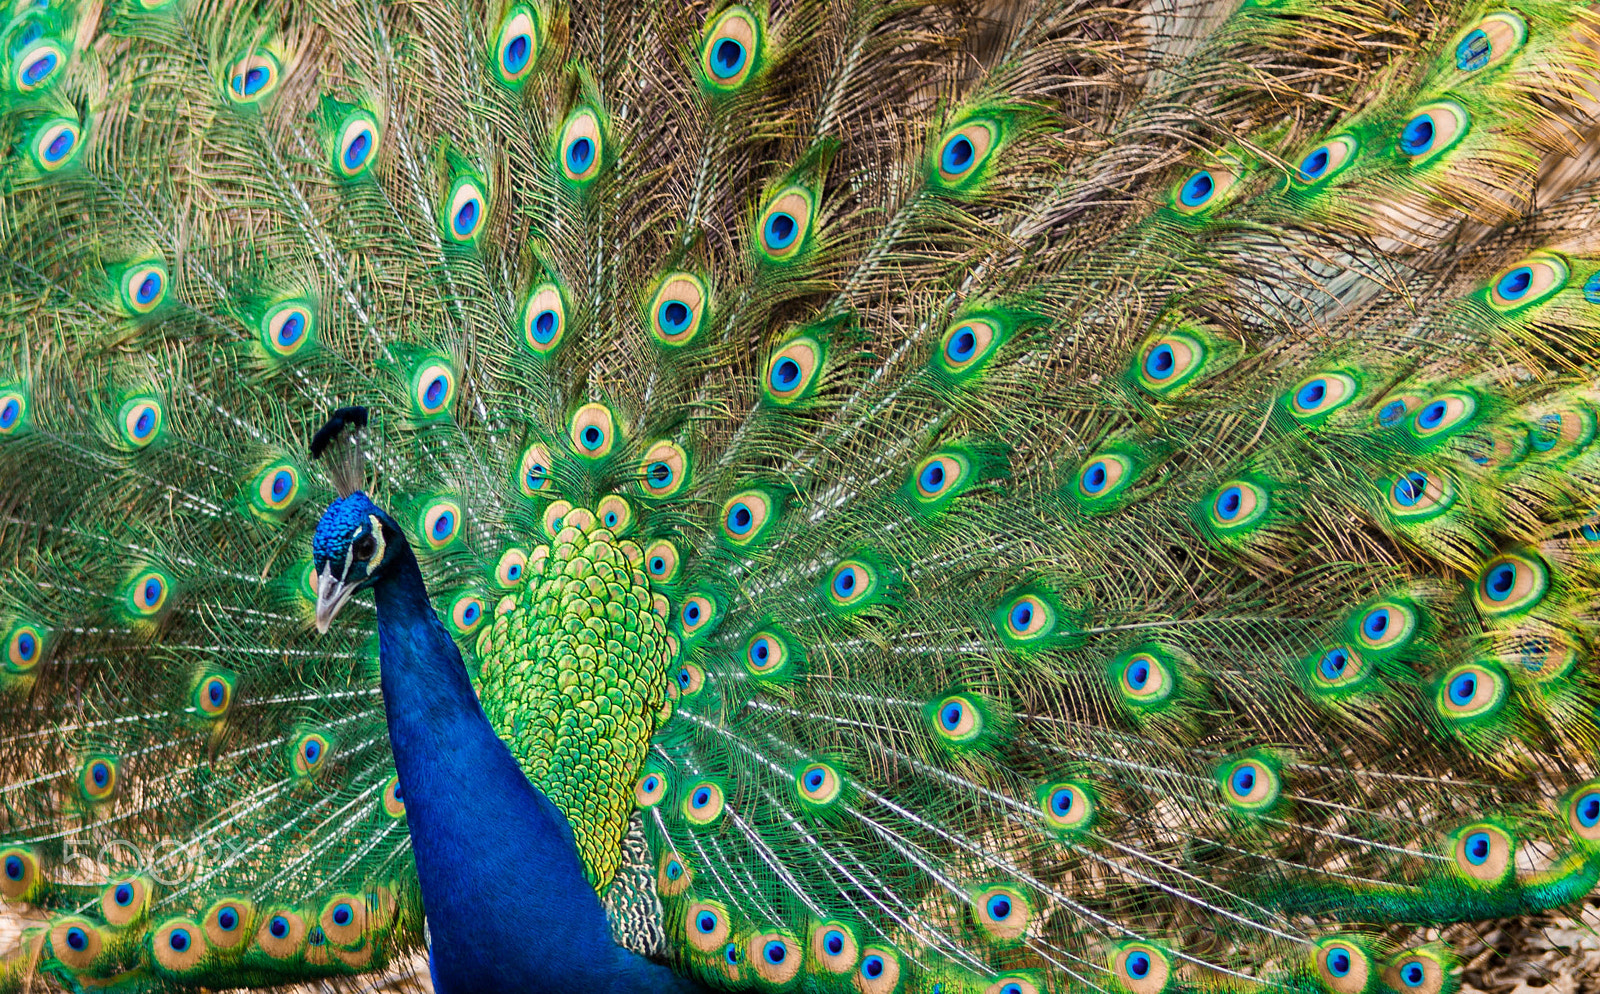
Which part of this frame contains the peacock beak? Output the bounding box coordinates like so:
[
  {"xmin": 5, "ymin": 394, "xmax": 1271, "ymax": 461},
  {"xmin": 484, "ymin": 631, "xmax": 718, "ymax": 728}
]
[{"xmin": 314, "ymin": 567, "xmax": 357, "ymax": 634}]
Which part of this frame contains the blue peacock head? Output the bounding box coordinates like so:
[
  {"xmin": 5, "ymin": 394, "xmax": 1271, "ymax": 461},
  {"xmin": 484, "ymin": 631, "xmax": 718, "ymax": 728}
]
[{"xmin": 308, "ymin": 406, "xmax": 400, "ymax": 633}]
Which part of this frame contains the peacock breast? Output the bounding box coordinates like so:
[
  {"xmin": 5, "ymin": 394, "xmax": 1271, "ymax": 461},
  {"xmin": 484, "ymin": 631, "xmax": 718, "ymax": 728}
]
[{"xmin": 471, "ymin": 505, "xmax": 671, "ymax": 891}]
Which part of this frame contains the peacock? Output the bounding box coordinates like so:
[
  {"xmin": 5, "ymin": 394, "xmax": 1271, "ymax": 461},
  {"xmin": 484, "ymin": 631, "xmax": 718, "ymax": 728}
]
[{"xmin": 4, "ymin": 0, "xmax": 1600, "ymax": 990}]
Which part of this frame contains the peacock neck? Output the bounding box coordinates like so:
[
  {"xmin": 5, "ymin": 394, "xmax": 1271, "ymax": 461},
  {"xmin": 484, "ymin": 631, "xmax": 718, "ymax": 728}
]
[{"xmin": 370, "ymin": 538, "xmax": 700, "ymax": 994}]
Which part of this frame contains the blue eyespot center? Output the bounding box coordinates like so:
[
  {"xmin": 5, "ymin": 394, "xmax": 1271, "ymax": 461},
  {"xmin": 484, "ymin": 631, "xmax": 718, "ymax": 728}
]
[
  {"xmin": 2, "ymin": 856, "xmax": 21, "ymax": 880},
  {"xmin": 772, "ymin": 357, "xmax": 801, "ymax": 390},
  {"xmin": 692, "ymin": 787, "xmax": 711, "ymax": 808},
  {"xmin": 1296, "ymin": 379, "xmax": 1326, "ymax": 409},
  {"xmin": 684, "ymin": 602, "xmax": 702, "ymax": 625},
  {"xmin": 1327, "ymin": 949, "xmax": 1352, "ymax": 977},
  {"xmin": 1127, "ymin": 951, "xmax": 1151, "ymax": 978},
  {"xmin": 941, "ymin": 135, "xmax": 974, "ymax": 174},
  {"xmin": 531, "ymin": 310, "xmax": 558, "ymax": 343},
  {"xmin": 1127, "ymin": 660, "xmax": 1150, "ymax": 689},
  {"xmin": 581, "ymin": 426, "xmax": 603, "ymax": 449},
  {"xmin": 1300, "ymin": 147, "xmax": 1330, "ymax": 180},
  {"xmin": 16, "ymin": 632, "xmax": 34, "ymax": 659},
  {"xmin": 920, "ymin": 462, "xmax": 946, "ymax": 492},
  {"xmin": 244, "ymin": 66, "xmax": 267, "ymax": 95},
  {"xmin": 1401, "ymin": 115, "xmax": 1435, "ymax": 156},
  {"xmin": 432, "ymin": 511, "xmax": 455, "ymax": 539},
  {"xmin": 1457, "ymin": 28, "xmax": 1490, "ymax": 70},
  {"xmin": 643, "ymin": 775, "xmax": 659, "ymax": 792},
  {"xmin": 344, "ymin": 130, "xmax": 371, "ymax": 169},
  {"xmin": 1082, "ymin": 461, "xmax": 1108, "ymax": 493},
  {"xmin": 764, "ymin": 211, "xmax": 797, "ymax": 249},
  {"xmin": 1216, "ymin": 486, "xmax": 1242, "ymax": 519},
  {"xmin": 270, "ymin": 916, "xmax": 289, "ymax": 938},
  {"xmin": 1497, "ymin": 266, "xmax": 1532, "ymax": 300},
  {"xmin": 947, "ymin": 327, "xmax": 978, "ymax": 362},
  {"xmin": 22, "ymin": 52, "xmax": 55, "ymax": 86},
  {"xmin": 1144, "ymin": 343, "xmax": 1174, "ymax": 378},
  {"xmin": 1401, "ymin": 963, "xmax": 1425, "ymax": 987},
  {"xmin": 217, "ymin": 908, "xmax": 237, "ymax": 930},
  {"xmin": 1464, "ymin": 830, "xmax": 1491, "ymax": 865},
  {"xmin": 1377, "ymin": 400, "xmax": 1408, "ymax": 427},
  {"xmin": 1230, "ymin": 765, "xmax": 1256, "ymax": 795},
  {"xmin": 424, "ymin": 375, "xmax": 447, "ymax": 408},
  {"xmin": 728, "ymin": 503, "xmax": 753, "ymax": 533},
  {"xmin": 1392, "ymin": 471, "xmax": 1428, "ymax": 507},
  {"xmin": 453, "ymin": 199, "xmax": 479, "ymax": 236},
  {"xmin": 333, "ymin": 903, "xmax": 352, "ymax": 926},
  {"xmin": 1009, "ymin": 602, "xmax": 1033, "ymax": 631},
  {"xmin": 277, "ymin": 312, "xmax": 305, "ymax": 346},
  {"xmin": 1363, "ymin": 609, "xmax": 1390, "ymax": 640},
  {"xmin": 824, "ymin": 930, "xmax": 844, "ymax": 955},
  {"xmin": 986, "ymin": 895, "xmax": 1011, "ymax": 920},
  {"xmin": 0, "ymin": 399, "xmax": 19, "ymax": 427},
  {"xmin": 137, "ymin": 273, "xmax": 162, "ymax": 305},
  {"xmin": 1576, "ymin": 792, "xmax": 1600, "ymax": 828},
  {"xmin": 114, "ymin": 882, "xmax": 131, "ymax": 904},
  {"xmin": 169, "ymin": 927, "xmax": 191, "ymax": 951},
  {"xmin": 666, "ymin": 859, "xmax": 682, "ymax": 879},
  {"xmin": 711, "ymin": 38, "xmax": 746, "ymax": 78},
  {"xmin": 1050, "ymin": 788, "xmax": 1073, "ymax": 816},
  {"xmin": 462, "ymin": 602, "xmax": 480, "ymax": 625},
  {"xmin": 1418, "ymin": 401, "xmax": 1447, "ymax": 429},
  {"xmin": 66, "ymin": 926, "xmax": 87, "ymax": 950},
  {"xmin": 833, "ymin": 568, "xmax": 856, "ymax": 597},
  {"xmin": 1449, "ymin": 672, "xmax": 1478, "ymax": 705},
  {"xmin": 697, "ymin": 911, "xmax": 717, "ymax": 933},
  {"xmin": 659, "ymin": 300, "xmax": 690, "ymax": 333},
  {"xmin": 45, "ymin": 129, "xmax": 73, "ymax": 161},
  {"xmin": 207, "ymin": 680, "xmax": 224, "ymax": 704},
  {"xmin": 805, "ymin": 769, "xmax": 825, "ymax": 790},
  {"xmin": 91, "ymin": 762, "xmax": 111, "ymax": 787},
  {"xmin": 863, "ymin": 955, "xmax": 885, "ymax": 979},
  {"xmin": 1485, "ymin": 563, "xmax": 1516, "ymax": 601},
  {"xmin": 271, "ymin": 470, "xmax": 293, "ymax": 501},
  {"xmin": 566, "ymin": 136, "xmax": 594, "ymax": 173},
  {"xmin": 504, "ymin": 34, "xmax": 531, "ymax": 73},
  {"xmin": 751, "ymin": 638, "xmax": 770, "ymax": 663},
  {"xmin": 940, "ymin": 702, "xmax": 963, "ymax": 730},
  {"xmin": 764, "ymin": 940, "xmax": 786, "ymax": 963},
  {"xmin": 1179, "ymin": 171, "xmax": 1213, "ymax": 207}
]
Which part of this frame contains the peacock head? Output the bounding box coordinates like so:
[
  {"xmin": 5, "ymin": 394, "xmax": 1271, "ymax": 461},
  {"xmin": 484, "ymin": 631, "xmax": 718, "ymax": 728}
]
[{"xmin": 311, "ymin": 491, "xmax": 402, "ymax": 633}]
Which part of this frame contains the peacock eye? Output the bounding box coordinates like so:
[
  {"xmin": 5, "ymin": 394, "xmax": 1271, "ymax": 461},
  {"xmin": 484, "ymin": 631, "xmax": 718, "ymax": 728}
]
[{"xmin": 354, "ymin": 535, "xmax": 377, "ymax": 560}]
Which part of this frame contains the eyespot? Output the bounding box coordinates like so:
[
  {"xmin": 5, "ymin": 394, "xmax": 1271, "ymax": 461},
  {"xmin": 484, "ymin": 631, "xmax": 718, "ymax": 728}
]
[
  {"xmin": 1399, "ymin": 101, "xmax": 1469, "ymax": 163},
  {"xmin": 420, "ymin": 498, "xmax": 463, "ymax": 550},
  {"xmin": 33, "ymin": 117, "xmax": 81, "ymax": 172},
  {"xmin": 121, "ymin": 261, "xmax": 168, "ymax": 315},
  {"xmin": 674, "ymin": 662, "xmax": 706, "ymax": 698},
  {"xmin": 292, "ymin": 732, "xmax": 331, "ymax": 776},
  {"xmin": 972, "ymin": 885, "xmax": 1030, "ymax": 940},
  {"xmin": 1488, "ymin": 254, "xmax": 1568, "ymax": 312},
  {"xmin": 657, "ymin": 850, "xmax": 693, "ymax": 896},
  {"xmin": 1528, "ymin": 408, "xmax": 1598, "ymax": 457},
  {"xmin": 987, "ymin": 980, "xmax": 1039, "ymax": 994},
  {"xmin": 1472, "ymin": 551, "xmax": 1547, "ymax": 617},
  {"xmin": 259, "ymin": 300, "xmax": 316, "ymax": 359},
  {"xmin": 117, "ymin": 396, "xmax": 164, "ymax": 448},
  {"xmin": 1295, "ymin": 135, "xmax": 1358, "ymax": 184},
  {"xmin": 1286, "ymin": 372, "xmax": 1357, "ymax": 421},
  {"xmin": 933, "ymin": 118, "xmax": 999, "ymax": 187},
  {"xmin": 0, "ymin": 847, "xmax": 37, "ymax": 901},
  {"xmin": 333, "ymin": 111, "xmax": 380, "ymax": 178},
  {"xmin": 1076, "ymin": 452, "xmax": 1133, "ymax": 502},
  {"xmin": 635, "ymin": 770, "xmax": 668, "ymax": 807},
  {"xmin": 1135, "ymin": 332, "xmax": 1207, "ymax": 395},
  {"xmin": 1374, "ymin": 391, "xmax": 1426, "ymax": 429},
  {"xmin": 928, "ymin": 693, "xmax": 982, "ymax": 744},
  {"xmin": 648, "ymin": 273, "xmax": 707, "ymax": 346},
  {"xmin": 518, "ymin": 444, "xmax": 553, "ymax": 497},
  {"xmin": 1038, "ymin": 781, "xmax": 1096, "ymax": 832},
  {"xmin": 204, "ymin": 899, "xmax": 253, "ymax": 948},
  {"xmin": 998, "ymin": 592, "xmax": 1054, "ymax": 642},
  {"xmin": 644, "ymin": 539, "xmax": 681, "ymax": 583},
  {"xmin": 127, "ymin": 568, "xmax": 171, "ymax": 616},
  {"xmin": 749, "ymin": 933, "xmax": 800, "ymax": 984},
  {"xmin": 1455, "ymin": 11, "xmax": 1526, "ymax": 71},
  {"xmin": 1384, "ymin": 468, "xmax": 1456, "ymax": 521},
  {"xmin": 809, "ymin": 922, "xmax": 858, "ymax": 973},
  {"xmin": 700, "ymin": 6, "xmax": 760, "ymax": 90},
  {"xmin": 765, "ymin": 336, "xmax": 822, "ymax": 404},
  {"xmin": 493, "ymin": 548, "xmax": 528, "ymax": 588},
  {"xmin": 0, "ymin": 389, "xmax": 28, "ymax": 436},
  {"xmin": 1312, "ymin": 938, "xmax": 1371, "ymax": 994},
  {"xmin": 226, "ymin": 51, "xmax": 279, "ymax": 103},
  {"xmin": 1353, "ymin": 601, "xmax": 1417, "ymax": 652},
  {"xmin": 570, "ymin": 404, "xmax": 616, "ymax": 459},
  {"xmin": 80, "ymin": 755, "xmax": 118, "ymax": 801},
  {"xmin": 825, "ymin": 558, "xmax": 878, "ymax": 609},
  {"xmin": 319, "ymin": 894, "xmax": 365, "ymax": 947},
  {"xmin": 194, "ymin": 673, "xmax": 234, "ymax": 717},
  {"xmin": 381, "ymin": 775, "xmax": 405, "ymax": 819},
  {"xmin": 1217, "ymin": 754, "xmax": 1279, "ymax": 812},
  {"xmin": 4, "ymin": 622, "xmax": 44, "ymax": 674},
  {"xmin": 1115, "ymin": 650, "xmax": 1174, "ymax": 706},
  {"xmin": 255, "ymin": 909, "xmax": 307, "ymax": 959},
  {"xmin": 494, "ymin": 7, "xmax": 539, "ymax": 85},
  {"xmin": 856, "ymin": 948, "xmax": 901, "ymax": 994},
  {"xmin": 443, "ymin": 177, "xmax": 487, "ymax": 244},
  {"xmin": 681, "ymin": 780, "xmax": 725, "ymax": 825},
  {"xmin": 1566, "ymin": 782, "xmax": 1600, "ymax": 843},
  {"xmin": 1383, "ymin": 949, "xmax": 1448, "ymax": 994},
  {"xmin": 594, "ymin": 495, "xmax": 632, "ymax": 534},
  {"xmin": 1586, "ymin": 271, "xmax": 1600, "ymax": 304},
  {"xmin": 522, "ymin": 283, "xmax": 566, "ymax": 354},
  {"xmin": 721, "ymin": 490, "xmax": 774, "ymax": 545},
  {"xmin": 50, "ymin": 918, "xmax": 102, "ymax": 969},
  {"xmin": 937, "ymin": 316, "xmax": 1002, "ymax": 378},
  {"xmin": 1308, "ymin": 646, "xmax": 1369, "ymax": 691},
  {"xmin": 1435, "ymin": 662, "xmax": 1507, "ymax": 721},
  {"xmin": 744, "ymin": 630, "xmax": 791, "ymax": 677},
  {"xmin": 757, "ymin": 187, "xmax": 814, "ymax": 262},
  {"xmin": 1410, "ymin": 392, "xmax": 1477, "ymax": 439},
  {"xmin": 795, "ymin": 760, "xmax": 842, "ymax": 807},
  {"xmin": 1171, "ymin": 167, "xmax": 1236, "ymax": 214},
  {"xmin": 449, "ymin": 592, "xmax": 485, "ymax": 635},
  {"xmin": 1206, "ymin": 480, "xmax": 1268, "ymax": 532},
  {"xmin": 249, "ymin": 462, "xmax": 300, "ymax": 517},
  {"xmin": 407, "ymin": 361, "xmax": 454, "ymax": 419},
  {"xmin": 14, "ymin": 39, "xmax": 63, "ymax": 94},
  {"xmin": 680, "ymin": 595, "xmax": 715, "ymax": 638},
  {"xmin": 912, "ymin": 451, "xmax": 972, "ymax": 504},
  {"xmin": 1112, "ymin": 943, "xmax": 1171, "ymax": 994},
  {"xmin": 685, "ymin": 901, "xmax": 730, "ymax": 952},
  {"xmin": 558, "ymin": 108, "xmax": 603, "ymax": 183},
  {"xmin": 1452, "ymin": 822, "xmax": 1513, "ymax": 885}
]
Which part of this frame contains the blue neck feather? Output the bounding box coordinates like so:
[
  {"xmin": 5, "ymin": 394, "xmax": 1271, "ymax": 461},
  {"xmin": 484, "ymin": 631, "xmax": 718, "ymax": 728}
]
[{"xmin": 372, "ymin": 536, "xmax": 702, "ymax": 994}]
